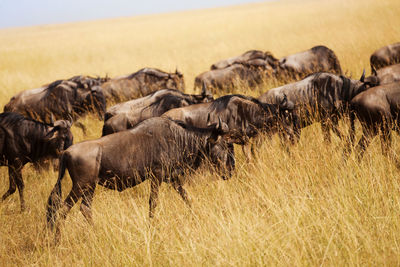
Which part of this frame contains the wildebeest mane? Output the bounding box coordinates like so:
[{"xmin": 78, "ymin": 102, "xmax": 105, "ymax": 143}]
[
  {"xmin": 45, "ymin": 79, "xmax": 64, "ymax": 89},
  {"xmin": 208, "ymin": 94, "xmax": 269, "ymax": 113},
  {"xmin": 0, "ymin": 112, "xmax": 52, "ymax": 141},
  {"xmin": 172, "ymin": 119, "xmax": 218, "ymax": 135},
  {"xmin": 127, "ymin": 68, "xmax": 170, "ymax": 80},
  {"xmin": 143, "ymin": 95, "xmax": 184, "ymax": 116},
  {"xmin": 340, "ymin": 75, "xmax": 352, "ymax": 101}
]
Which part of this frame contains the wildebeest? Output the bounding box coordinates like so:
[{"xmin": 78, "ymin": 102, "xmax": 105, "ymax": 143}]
[
  {"xmin": 95, "ymin": 68, "xmax": 185, "ymax": 102},
  {"xmin": 102, "ymin": 87, "xmax": 213, "ymax": 136},
  {"xmin": 46, "ymin": 117, "xmax": 234, "ymax": 239},
  {"xmin": 258, "ymin": 72, "xmax": 373, "ymax": 142},
  {"xmin": 194, "ymin": 63, "xmax": 272, "ymax": 93},
  {"xmin": 277, "ymin": 45, "xmax": 342, "ymax": 80},
  {"xmin": 162, "ymin": 94, "xmax": 296, "ymax": 159},
  {"xmin": 365, "ymin": 63, "xmax": 400, "ymax": 86},
  {"xmin": 210, "ymin": 50, "xmax": 279, "ymax": 70},
  {"xmin": 0, "ymin": 112, "xmax": 73, "ymax": 211},
  {"xmin": 350, "ymin": 82, "xmax": 400, "ymax": 159},
  {"xmin": 4, "ymin": 75, "xmax": 107, "ymax": 133},
  {"xmin": 370, "ymin": 42, "xmax": 400, "ymax": 71}
]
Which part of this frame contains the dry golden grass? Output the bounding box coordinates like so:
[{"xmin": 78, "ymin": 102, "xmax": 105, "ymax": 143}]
[{"xmin": 1, "ymin": 0, "xmax": 400, "ymax": 265}]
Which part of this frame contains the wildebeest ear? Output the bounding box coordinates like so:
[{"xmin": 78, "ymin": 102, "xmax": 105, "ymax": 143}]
[
  {"xmin": 360, "ymin": 69, "xmax": 366, "ymax": 82},
  {"xmin": 45, "ymin": 126, "xmax": 58, "ymax": 139}
]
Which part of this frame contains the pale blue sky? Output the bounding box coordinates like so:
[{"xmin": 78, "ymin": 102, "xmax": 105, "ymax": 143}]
[{"xmin": 0, "ymin": 0, "xmax": 264, "ymax": 29}]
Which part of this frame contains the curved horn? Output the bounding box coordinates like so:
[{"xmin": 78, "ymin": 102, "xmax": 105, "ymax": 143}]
[
  {"xmin": 50, "ymin": 113, "xmax": 55, "ymax": 126},
  {"xmin": 67, "ymin": 114, "xmax": 74, "ymax": 124},
  {"xmin": 217, "ymin": 117, "xmax": 222, "ymax": 130},
  {"xmin": 360, "ymin": 69, "xmax": 366, "ymax": 82}
]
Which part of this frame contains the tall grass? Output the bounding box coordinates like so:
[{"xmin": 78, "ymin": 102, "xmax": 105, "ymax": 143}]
[{"xmin": 1, "ymin": 0, "xmax": 400, "ymax": 265}]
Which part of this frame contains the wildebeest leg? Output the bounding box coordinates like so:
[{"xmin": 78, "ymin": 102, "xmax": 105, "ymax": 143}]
[
  {"xmin": 1, "ymin": 167, "xmax": 17, "ymax": 202},
  {"xmin": 55, "ymin": 185, "xmax": 83, "ymax": 242},
  {"xmin": 330, "ymin": 116, "xmax": 345, "ymax": 141},
  {"xmin": 13, "ymin": 167, "xmax": 25, "ymax": 211},
  {"xmin": 355, "ymin": 126, "xmax": 378, "ymax": 160},
  {"xmin": 321, "ymin": 120, "xmax": 332, "ymax": 143},
  {"xmin": 380, "ymin": 123, "xmax": 393, "ymax": 159},
  {"xmin": 322, "ymin": 116, "xmax": 344, "ymax": 143},
  {"xmin": 344, "ymin": 111, "xmax": 356, "ymax": 158},
  {"xmin": 171, "ymin": 181, "xmax": 191, "ymax": 208},
  {"xmin": 225, "ymin": 143, "xmax": 236, "ymax": 178},
  {"xmin": 149, "ymin": 179, "xmax": 161, "ymax": 218},
  {"xmin": 80, "ymin": 184, "xmax": 96, "ymax": 225}
]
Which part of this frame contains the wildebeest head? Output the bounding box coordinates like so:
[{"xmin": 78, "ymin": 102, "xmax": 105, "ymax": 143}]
[
  {"xmin": 175, "ymin": 117, "xmax": 234, "ymax": 179},
  {"xmin": 235, "ymin": 95, "xmax": 296, "ymax": 145},
  {"xmin": 165, "ymin": 69, "xmax": 185, "ymax": 91},
  {"xmin": 354, "ymin": 69, "xmax": 379, "ymax": 93},
  {"xmin": 45, "ymin": 120, "xmax": 73, "ymax": 156},
  {"xmin": 192, "ymin": 83, "xmax": 214, "ymax": 103},
  {"xmin": 80, "ymin": 86, "xmax": 107, "ymax": 120},
  {"xmin": 273, "ymin": 94, "xmax": 298, "ymax": 144},
  {"xmin": 205, "ymin": 118, "xmax": 235, "ymax": 179}
]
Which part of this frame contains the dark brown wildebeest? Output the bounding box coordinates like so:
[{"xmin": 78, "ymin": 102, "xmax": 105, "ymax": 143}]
[
  {"xmin": 258, "ymin": 72, "xmax": 373, "ymax": 143},
  {"xmin": 46, "ymin": 117, "xmax": 234, "ymax": 239},
  {"xmin": 277, "ymin": 45, "xmax": 342, "ymax": 80},
  {"xmin": 96, "ymin": 68, "xmax": 185, "ymax": 102},
  {"xmin": 0, "ymin": 112, "xmax": 73, "ymax": 211},
  {"xmin": 370, "ymin": 42, "xmax": 400, "ymax": 71},
  {"xmin": 365, "ymin": 63, "xmax": 400, "ymax": 86},
  {"xmin": 102, "ymin": 87, "xmax": 213, "ymax": 136},
  {"xmin": 350, "ymin": 82, "xmax": 400, "ymax": 159},
  {"xmin": 211, "ymin": 50, "xmax": 279, "ymax": 70},
  {"xmin": 162, "ymin": 94, "xmax": 296, "ymax": 159},
  {"xmin": 194, "ymin": 63, "xmax": 272, "ymax": 93},
  {"xmin": 4, "ymin": 75, "xmax": 107, "ymax": 133}
]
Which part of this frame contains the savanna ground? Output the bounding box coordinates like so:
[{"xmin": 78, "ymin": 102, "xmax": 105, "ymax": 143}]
[{"xmin": 1, "ymin": 0, "xmax": 400, "ymax": 265}]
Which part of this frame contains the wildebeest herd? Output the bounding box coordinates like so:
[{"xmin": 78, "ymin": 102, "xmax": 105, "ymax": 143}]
[{"xmin": 1, "ymin": 42, "xmax": 400, "ymax": 241}]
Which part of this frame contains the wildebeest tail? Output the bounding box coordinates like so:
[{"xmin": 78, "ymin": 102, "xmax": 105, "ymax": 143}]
[{"xmin": 46, "ymin": 152, "xmax": 67, "ymax": 229}]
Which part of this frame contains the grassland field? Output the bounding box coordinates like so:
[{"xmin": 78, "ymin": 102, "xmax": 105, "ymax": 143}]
[{"xmin": 1, "ymin": 0, "xmax": 400, "ymax": 265}]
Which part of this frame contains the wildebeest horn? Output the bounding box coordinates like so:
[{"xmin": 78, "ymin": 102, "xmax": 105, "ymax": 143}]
[
  {"xmin": 67, "ymin": 114, "xmax": 74, "ymax": 124},
  {"xmin": 360, "ymin": 69, "xmax": 366, "ymax": 82},
  {"xmin": 217, "ymin": 117, "xmax": 222, "ymax": 130},
  {"xmin": 216, "ymin": 117, "xmax": 229, "ymax": 134},
  {"xmin": 65, "ymin": 119, "xmax": 72, "ymax": 128},
  {"xmin": 50, "ymin": 113, "xmax": 55, "ymax": 126},
  {"xmin": 175, "ymin": 67, "xmax": 182, "ymax": 77}
]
